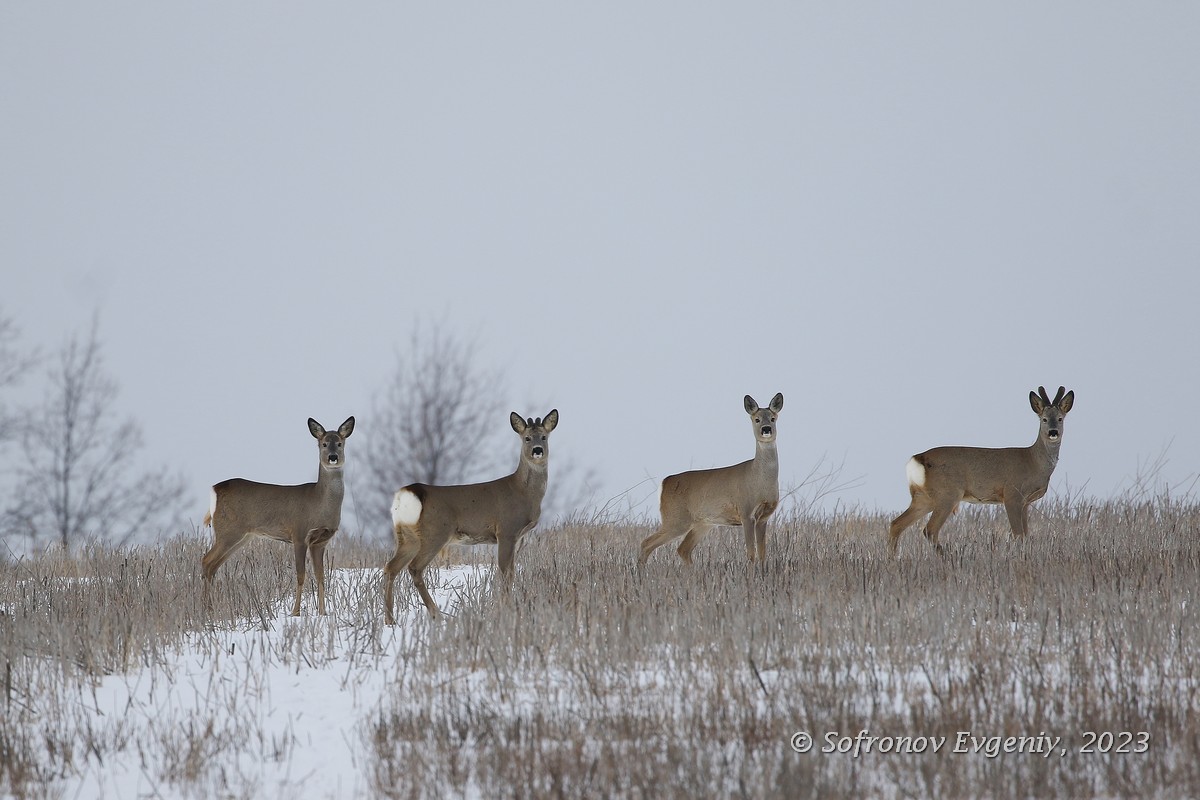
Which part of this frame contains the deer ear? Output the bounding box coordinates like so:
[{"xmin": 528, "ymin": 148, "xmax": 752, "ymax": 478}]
[
  {"xmin": 1058, "ymin": 389, "xmax": 1075, "ymax": 415},
  {"xmin": 510, "ymin": 412, "xmax": 527, "ymax": 434},
  {"xmin": 338, "ymin": 416, "xmax": 355, "ymax": 438},
  {"xmin": 542, "ymin": 409, "xmax": 559, "ymax": 432},
  {"xmin": 308, "ymin": 418, "xmax": 326, "ymax": 439},
  {"xmin": 744, "ymin": 395, "xmax": 759, "ymax": 414},
  {"xmin": 769, "ymin": 392, "xmax": 784, "ymax": 413},
  {"xmin": 1029, "ymin": 391, "xmax": 1046, "ymax": 414}
]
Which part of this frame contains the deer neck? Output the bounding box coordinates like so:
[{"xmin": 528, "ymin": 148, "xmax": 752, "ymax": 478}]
[
  {"xmin": 513, "ymin": 456, "xmax": 549, "ymax": 503},
  {"xmin": 1031, "ymin": 432, "xmax": 1062, "ymax": 473},
  {"xmin": 315, "ymin": 463, "xmax": 346, "ymax": 505},
  {"xmin": 754, "ymin": 439, "xmax": 779, "ymax": 478}
]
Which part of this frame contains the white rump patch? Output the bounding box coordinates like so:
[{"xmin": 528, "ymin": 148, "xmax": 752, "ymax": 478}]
[
  {"xmin": 207, "ymin": 488, "xmax": 217, "ymax": 525},
  {"xmin": 905, "ymin": 457, "xmax": 926, "ymax": 488},
  {"xmin": 391, "ymin": 489, "xmax": 423, "ymax": 527}
]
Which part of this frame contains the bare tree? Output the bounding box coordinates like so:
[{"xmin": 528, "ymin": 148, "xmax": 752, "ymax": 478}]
[
  {"xmin": 356, "ymin": 323, "xmax": 507, "ymax": 532},
  {"xmin": 5, "ymin": 319, "xmax": 186, "ymax": 550},
  {"xmin": 0, "ymin": 311, "xmax": 37, "ymax": 436},
  {"xmin": 353, "ymin": 322, "xmax": 599, "ymax": 534}
]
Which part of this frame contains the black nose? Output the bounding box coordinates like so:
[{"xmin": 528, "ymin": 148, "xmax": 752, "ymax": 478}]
[
  {"xmin": 532, "ymin": 446, "xmax": 544, "ymax": 457},
  {"xmin": 761, "ymin": 426, "xmax": 772, "ymax": 436},
  {"xmin": 328, "ymin": 453, "xmax": 340, "ymax": 464}
]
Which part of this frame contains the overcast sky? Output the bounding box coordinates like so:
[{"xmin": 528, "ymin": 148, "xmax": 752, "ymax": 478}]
[{"xmin": 2, "ymin": 3, "xmax": 1198, "ymax": 537}]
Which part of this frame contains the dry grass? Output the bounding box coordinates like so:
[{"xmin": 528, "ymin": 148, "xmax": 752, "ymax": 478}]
[{"xmin": 3, "ymin": 498, "xmax": 1200, "ymax": 798}]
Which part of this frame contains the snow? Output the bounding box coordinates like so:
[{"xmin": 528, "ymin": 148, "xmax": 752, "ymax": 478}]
[{"xmin": 60, "ymin": 565, "xmax": 482, "ymax": 800}]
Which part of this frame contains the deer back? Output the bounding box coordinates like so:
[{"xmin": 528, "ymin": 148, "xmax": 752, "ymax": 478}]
[
  {"xmin": 212, "ymin": 478, "xmax": 343, "ymax": 540},
  {"xmin": 661, "ymin": 457, "xmax": 777, "ymax": 526},
  {"xmin": 910, "ymin": 386, "xmax": 1075, "ymax": 505},
  {"xmin": 396, "ymin": 472, "xmax": 545, "ymax": 543},
  {"xmin": 209, "ymin": 416, "xmax": 353, "ymax": 542},
  {"xmin": 911, "ymin": 445, "xmax": 1052, "ymax": 504},
  {"xmin": 391, "ymin": 409, "xmax": 557, "ymax": 542}
]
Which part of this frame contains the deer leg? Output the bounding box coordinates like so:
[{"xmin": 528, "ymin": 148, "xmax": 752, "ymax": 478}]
[
  {"xmin": 291, "ymin": 539, "xmax": 307, "ymax": 616},
  {"xmin": 201, "ymin": 529, "xmax": 251, "ymax": 583},
  {"xmin": 922, "ymin": 501, "xmax": 956, "ymax": 557},
  {"xmin": 676, "ymin": 525, "xmax": 710, "ymax": 565},
  {"xmin": 309, "ymin": 539, "xmax": 329, "ymax": 616},
  {"xmin": 739, "ymin": 505, "xmax": 769, "ymax": 562},
  {"xmin": 408, "ymin": 545, "xmax": 444, "ymax": 619},
  {"xmin": 497, "ymin": 533, "xmax": 517, "ymax": 579},
  {"xmin": 382, "ymin": 527, "xmax": 421, "ymax": 625},
  {"xmin": 754, "ymin": 517, "xmax": 769, "ymax": 562},
  {"xmin": 409, "ymin": 564, "xmax": 440, "ymax": 619},
  {"xmin": 888, "ymin": 500, "xmax": 929, "ymax": 557},
  {"xmin": 1003, "ymin": 495, "xmax": 1029, "ymax": 538},
  {"xmin": 639, "ymin": 519, "xmax": 689, "ymax": 564},
  {"xmin": 742, "ymin": 522, "xmax": 757, "ymax": 561},
  {"xmin": 306, "ymin": 527, "xmax": 336, "ymax": 616}
]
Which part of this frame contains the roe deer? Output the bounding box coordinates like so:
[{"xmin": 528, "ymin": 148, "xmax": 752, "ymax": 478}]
[
  {"xmin": 383, "ymin": 410, "xmax": 558, "ymax": 623},
  {"xmin": 888, "ymin": 386, "xmax": 1075, "ymax": 556},
  {"xmin": 639, "ymin": 393, "xmax": 784, "ymax": 565},
  {"xmin": 202, "ymin": 416, "xmax": 355, "ymax": 616}
]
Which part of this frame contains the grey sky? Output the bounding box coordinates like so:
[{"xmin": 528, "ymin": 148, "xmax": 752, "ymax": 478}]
[{"xmin": 2, "ymin": 3, "xmax": 1198, "ymax": 535}]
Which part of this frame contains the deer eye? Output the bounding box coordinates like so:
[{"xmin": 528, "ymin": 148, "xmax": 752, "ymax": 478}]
[{"xmin": 525, "ymin": 436, "xmax": 531, "ymax": 442}]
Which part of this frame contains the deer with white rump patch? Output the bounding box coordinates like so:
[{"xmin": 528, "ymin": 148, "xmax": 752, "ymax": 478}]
[
  {"xmin": 383, "ymin": 410, "xmax": 558, "ymax": 623},
  {"xmin": 202, "ymin": 416, "xmax": 355, "ymax": 616},
  {"xmin": 888, "ymin": 386, "xmax": 1075, "ymax": 556},
  {"xmin": 639, "ymin": 393, "xmax": 784, "ymax": 565}
]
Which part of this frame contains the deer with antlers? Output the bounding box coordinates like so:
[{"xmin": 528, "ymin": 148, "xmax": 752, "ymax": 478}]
[
  {"xmin": 383, "ymin": 410, "xmax": 558, "ymax": 622},
  {"xmin": 888, "ymin": 386, "xmax": 1075, "ymax": 555}
]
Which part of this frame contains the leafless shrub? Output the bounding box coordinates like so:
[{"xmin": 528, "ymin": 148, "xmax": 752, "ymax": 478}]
[
  {"xmin": 1115, "ymin": 440, "xmax": 1200, "ymax": 505},
  {"xmin": 780, "ymin": 452, "xmax": 865, "ymax": 516}
]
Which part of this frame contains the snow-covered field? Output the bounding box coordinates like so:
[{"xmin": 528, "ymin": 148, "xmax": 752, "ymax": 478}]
[
  {"xmin": 4, "ymin": 502, "xmax": 1200, "ymax": 798},
  {"xmin": 60, "ymin": 565, "xmax": 480, "ymax": 800}
]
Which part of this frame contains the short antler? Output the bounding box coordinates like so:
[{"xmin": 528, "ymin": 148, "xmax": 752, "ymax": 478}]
[
  {"xmin": 384, "ymin": 409, "xmax": 558, "ymax": 621},
  {"xmin": 889, "ymin": 386, "xmax": 1075, "ymax": 555}
]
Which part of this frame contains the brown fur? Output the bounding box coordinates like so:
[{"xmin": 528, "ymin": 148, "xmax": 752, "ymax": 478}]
[
  {"xmin": 201, "ymin": 416, "xmax": 354, "ymax": 616},
  {"xmin": 383, "ymin": 410, "xmax": 558, "ymax": 623},
  {"xmin": 639, "ymin": 393, "xmax": 784, "ymax": 565},
  {"xmin": 888, "ymin": 386, "xmax": 1074, "ymax": 556}
]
